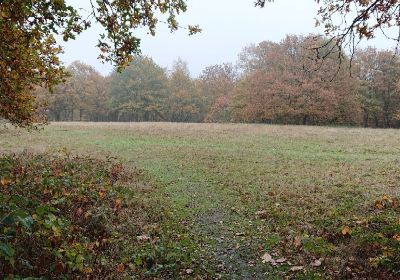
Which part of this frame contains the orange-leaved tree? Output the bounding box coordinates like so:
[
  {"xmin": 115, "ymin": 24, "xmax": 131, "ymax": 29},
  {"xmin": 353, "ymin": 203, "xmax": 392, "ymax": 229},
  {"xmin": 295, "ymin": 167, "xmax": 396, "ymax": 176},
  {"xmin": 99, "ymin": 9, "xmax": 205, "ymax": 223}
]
[{"xmin": 232, "ymin": 35, "xmax": 361, "ymax": 125}]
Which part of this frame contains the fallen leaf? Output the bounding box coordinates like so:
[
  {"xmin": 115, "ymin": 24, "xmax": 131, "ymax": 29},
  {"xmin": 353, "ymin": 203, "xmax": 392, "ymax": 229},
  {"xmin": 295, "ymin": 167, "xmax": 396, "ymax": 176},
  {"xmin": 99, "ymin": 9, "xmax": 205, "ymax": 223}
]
[
  {"xmin": 356, "ymin": 219, "xmax": 368, "ymax": 226},
  {"xmin": 375, "ymin": 201, "xmax": 383, "ymax": 210},
  {"xmin": 369, "ymin": 257, "xmax": 379, "ymax": 268},
  {"xmin": 98, "ymin": 190, "xmax": 106, "ymax": 198},
  {"xmin": 255, "ymin": 210, "xmax": 268, "ymax": 219},
  {"xmin": 311, "ymin": 259, "xmax": 322, "ymax": 267},
  {"xmin": 114, "ymin": 198, "xmax": 122, "ymax": 210},
  {"xmin": 185, "ymin": 269, "xmax": 193, "ymax": 274},
  {"xmin": 294, "ymin": 236, "xmax": 302, "ymax": 247},
  {"xmin": 393, "ymin": 234, "xmax": 400, "ymax": 241},
  {"xmin": 383, "ymin": 195, "xmax": 392, "ymax": 202},
  {"xmin": 116, "ymin": 263, "xmax": 125, "ymax": 273},
  {"xmin": 0, "ymin": 177, "xmax": 11, "ymax": 186},
  {"xmin": 290, "ymin": 266, "xmax": 304, "ymax": 271},
  {"xmin": 137, "ymin": 235, "xmax": 150, "ymax": 242},
  {"xmin": 261, "ymin": 253, "xmax": 274, "ymax": 264},
  {"xmin": 84, "ymin": 267, "xmax": 93, "ymax": 274},
  {"xmin": 341, "ymin": 226, "xmax": 351, "ymax": 236}
]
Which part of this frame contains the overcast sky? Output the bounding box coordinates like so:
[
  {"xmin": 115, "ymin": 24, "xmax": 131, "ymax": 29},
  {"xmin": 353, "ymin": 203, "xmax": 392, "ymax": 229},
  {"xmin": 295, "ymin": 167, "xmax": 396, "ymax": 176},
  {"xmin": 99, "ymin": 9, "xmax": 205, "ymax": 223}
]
[{"xmin": 60, "ymin": 0, "xmax": 397, "ymax": 77}]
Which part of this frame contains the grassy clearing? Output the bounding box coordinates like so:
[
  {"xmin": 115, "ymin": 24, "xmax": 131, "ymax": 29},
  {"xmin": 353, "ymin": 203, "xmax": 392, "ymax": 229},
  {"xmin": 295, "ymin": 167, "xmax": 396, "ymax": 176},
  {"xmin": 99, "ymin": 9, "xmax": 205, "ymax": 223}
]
[{"xmin": 1, "ymin": 122, "xmax": 400, "ymax": 279}]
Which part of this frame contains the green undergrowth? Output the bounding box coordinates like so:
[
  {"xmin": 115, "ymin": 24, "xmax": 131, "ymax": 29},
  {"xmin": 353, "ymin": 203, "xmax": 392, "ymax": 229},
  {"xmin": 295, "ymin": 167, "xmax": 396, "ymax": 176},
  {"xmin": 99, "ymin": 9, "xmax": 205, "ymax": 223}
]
[
  {"xmin": 0, "ymin": 152, "xmax": 202, "ymax": 279},
  {"xmin": 255, "ymin": 194, "xmax": 400, "ymax": 279}
]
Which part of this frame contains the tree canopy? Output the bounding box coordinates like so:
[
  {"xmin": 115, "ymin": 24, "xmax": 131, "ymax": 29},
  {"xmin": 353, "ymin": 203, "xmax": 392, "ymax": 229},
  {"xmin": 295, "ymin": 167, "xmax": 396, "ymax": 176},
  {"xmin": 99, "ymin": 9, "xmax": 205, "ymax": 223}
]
[{"xmin": 0, "ymin": 0, "xmax": 199, "ymax": 127}]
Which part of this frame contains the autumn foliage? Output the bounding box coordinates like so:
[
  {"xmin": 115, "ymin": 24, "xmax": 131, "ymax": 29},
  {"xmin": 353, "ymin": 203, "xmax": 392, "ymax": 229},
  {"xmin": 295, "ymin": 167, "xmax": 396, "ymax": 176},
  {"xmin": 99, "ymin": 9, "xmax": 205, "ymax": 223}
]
[
  {"xmin": 0, "ymin": 153, "xmax": 128, "ymax": 277},
  {"xmin": 0, "ymin": 2, "xmax": 69, "ymax": 127},
  {"xmin": 37, "ymin": 35, "xmax": 400, "ymax": 128},
  {"xmin": 0, "ymin": 153, "xmax": 195, "ymax": 279},
  {"xmin": 3, "ymin": 1, "xmax": 400, "ymax": 128},
  {"xmin": 0, "ymin": 0, "xmax": 199, "ymax": 127},
  {"xmin": 3, "ymin": 0, "xmax": 400, "ymax": 127},
  {"xmin": 231, "ymin": 35, "xmax": 362, "ymax": 125}
]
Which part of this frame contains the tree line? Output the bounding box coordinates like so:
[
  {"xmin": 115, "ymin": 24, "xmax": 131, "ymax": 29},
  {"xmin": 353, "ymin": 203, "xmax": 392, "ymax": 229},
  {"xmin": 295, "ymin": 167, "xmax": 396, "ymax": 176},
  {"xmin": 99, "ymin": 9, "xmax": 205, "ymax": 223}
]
[
  {"xmin": 37, "ymin": 35, "xmax": 400, "ymax": 128},
  {"xmin": 4, "ymin": 0, "xmax": 400, "ymax": 127}
]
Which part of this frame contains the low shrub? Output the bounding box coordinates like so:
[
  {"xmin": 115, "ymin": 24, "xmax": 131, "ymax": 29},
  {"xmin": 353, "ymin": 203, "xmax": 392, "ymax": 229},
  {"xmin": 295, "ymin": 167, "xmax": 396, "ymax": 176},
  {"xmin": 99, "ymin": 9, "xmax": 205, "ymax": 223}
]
[{"xmin": 0, "ymin": 153, "xmax": 197, "ymax": 279}]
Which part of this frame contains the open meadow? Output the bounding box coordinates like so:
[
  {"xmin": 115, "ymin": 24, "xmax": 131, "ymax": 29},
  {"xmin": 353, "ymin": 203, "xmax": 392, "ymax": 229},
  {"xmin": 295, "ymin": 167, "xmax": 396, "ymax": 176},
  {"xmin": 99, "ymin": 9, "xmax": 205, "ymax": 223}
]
[{"xmin": 1, "ymin": 122, "xmax": 400, "ymax": 279}]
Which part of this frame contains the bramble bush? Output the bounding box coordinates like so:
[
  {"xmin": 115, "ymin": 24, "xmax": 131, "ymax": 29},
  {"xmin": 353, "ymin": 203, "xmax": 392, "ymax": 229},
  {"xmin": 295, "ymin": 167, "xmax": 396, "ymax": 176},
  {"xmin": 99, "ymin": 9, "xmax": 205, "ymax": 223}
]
[{"xmin": 0, "ymin": 152, "xmax": 197, "ymax": 279}]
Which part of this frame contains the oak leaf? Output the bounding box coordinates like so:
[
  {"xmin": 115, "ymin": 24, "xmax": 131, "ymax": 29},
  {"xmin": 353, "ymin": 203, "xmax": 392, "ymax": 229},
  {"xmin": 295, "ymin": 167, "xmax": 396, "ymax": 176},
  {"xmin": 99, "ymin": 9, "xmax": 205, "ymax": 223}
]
[
  {"xmin": 341, "ymin": 226, "xmax": 351, "ymax": 236},
  {"xmin": 116, "ymin": 263, "xmax": 125, "ymax": 273},
  {"xmin": 261, "ymin": 253, "xmax": 274, "ymax": 264}
]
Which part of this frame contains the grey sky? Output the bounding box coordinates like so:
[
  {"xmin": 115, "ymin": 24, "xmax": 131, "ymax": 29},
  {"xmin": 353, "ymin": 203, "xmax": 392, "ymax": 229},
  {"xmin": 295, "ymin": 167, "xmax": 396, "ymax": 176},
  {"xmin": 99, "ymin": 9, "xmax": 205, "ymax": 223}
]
[{"xmin": 60, "ymin": 0, "xmax": 397, "ymax": 77}]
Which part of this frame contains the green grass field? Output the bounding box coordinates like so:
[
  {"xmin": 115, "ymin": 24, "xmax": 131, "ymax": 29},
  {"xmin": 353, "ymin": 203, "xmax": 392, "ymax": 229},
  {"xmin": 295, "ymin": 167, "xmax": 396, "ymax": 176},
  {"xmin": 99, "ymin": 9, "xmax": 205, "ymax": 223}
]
[{"xmin": 1, "ymin": 122, "xmax": 400, "ymax": 279}]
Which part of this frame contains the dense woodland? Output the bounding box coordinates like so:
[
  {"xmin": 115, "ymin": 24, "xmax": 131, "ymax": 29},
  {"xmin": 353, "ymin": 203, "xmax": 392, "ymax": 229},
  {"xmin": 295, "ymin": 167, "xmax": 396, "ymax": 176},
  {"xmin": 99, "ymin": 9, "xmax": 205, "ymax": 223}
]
[{"xmin": 38, "ymin": 35, "xmax": 400, "ymax": 128}]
